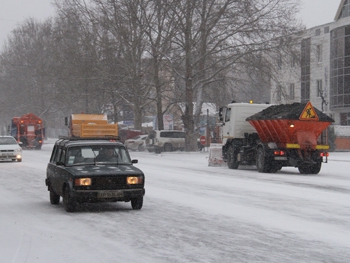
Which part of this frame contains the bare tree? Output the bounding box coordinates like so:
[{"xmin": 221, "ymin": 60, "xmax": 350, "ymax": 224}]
[{"xmin": 167, "ymin": 0, "xmax": 302, "ymax": 150}]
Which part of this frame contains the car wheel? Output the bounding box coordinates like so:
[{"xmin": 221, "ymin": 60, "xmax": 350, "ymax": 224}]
[
  {"xmin": 131, "ymin": 196, "xmax": 143, "ymax": 210},
  {"xmin": 63, "ymin": 185, "xmax": 76, "ymax": 212},
  {"xmin": 50, "ymin": 189, "xmax": 60, "ymax": 204},
  {"xmin": 163, "ymin": 143, "xmax": 172, "ymax": 152},
  {"xmin": 155, "ymin": 148, "xmax": 162, "ymax": 154},
  {"xmin": 138, "ymin": 144, "xmax": 145, "ymax": 151}
]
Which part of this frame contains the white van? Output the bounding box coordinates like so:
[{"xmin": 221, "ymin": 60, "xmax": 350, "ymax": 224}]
[{"xmin": 146, "ymin": 130, "xmax": 185, "ymax": 153}]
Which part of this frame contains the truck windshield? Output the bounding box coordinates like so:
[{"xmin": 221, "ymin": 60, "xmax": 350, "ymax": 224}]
[{"xmin": 66, "ymin": 145, "xmax": 131, "ymax": 165}]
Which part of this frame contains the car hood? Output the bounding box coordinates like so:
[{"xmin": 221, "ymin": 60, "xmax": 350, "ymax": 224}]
[
  {"xmin": 0, "ymin": 144, "xmax": 21, "ymax": 151},
  {"xmin": 65, "ymin": 164, "xmax": 144, "ymax": 176}
]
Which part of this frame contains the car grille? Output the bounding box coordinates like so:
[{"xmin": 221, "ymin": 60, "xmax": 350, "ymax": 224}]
[
  {"xmin": 0, "ymin": 150, "xmax": 14, "ymax": 152},
  {"xmin": 93, "ymin": 176, "xmax": 127, "ymax": 190}
]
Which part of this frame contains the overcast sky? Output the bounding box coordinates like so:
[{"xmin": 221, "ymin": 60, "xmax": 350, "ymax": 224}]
[{"xmin": 0, "ymin": 0, "xmax": 342, "ymax": 49}]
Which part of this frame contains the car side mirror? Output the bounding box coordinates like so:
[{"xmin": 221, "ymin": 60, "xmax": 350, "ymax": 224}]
[{"xmin": 131, "ymin": 159, "xmax": 138, "ymax": 164}]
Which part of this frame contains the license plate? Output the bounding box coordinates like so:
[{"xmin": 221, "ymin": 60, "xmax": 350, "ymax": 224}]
[
  {"xmin": 97, "ymin": 190, "xmax": 124, "ymax": 199},
  {"xmin": 275, "ymin": 156, "xmax": 287, "ymax": 160}
]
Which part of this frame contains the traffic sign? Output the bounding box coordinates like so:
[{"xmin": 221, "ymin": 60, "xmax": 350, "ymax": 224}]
[{"xmin": 200, "ymin": 135, "xmax": 206, "ymax": 146}]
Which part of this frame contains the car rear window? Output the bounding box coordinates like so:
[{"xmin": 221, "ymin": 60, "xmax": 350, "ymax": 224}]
[{"xmin": 160, "ymin": 132, "xmax": 185, "ymax": 138}]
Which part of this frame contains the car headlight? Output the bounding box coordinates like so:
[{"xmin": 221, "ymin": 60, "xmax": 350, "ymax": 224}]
[
  {"xmin": 126, "ymin": 176, "xmax": 143, "ymax": 185},
  {"xmin": 14, "ymin": 148, "xmax": 22, "ymax": 152},
  {"xmin": 75, "ymin": 178, "xmax": 92, "ymax": 186}
]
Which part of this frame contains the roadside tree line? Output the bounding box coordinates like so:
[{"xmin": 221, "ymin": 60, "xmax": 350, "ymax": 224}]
[{"xmin": 0, "ymin": 0, "xmax": 302, "ymax": 149}]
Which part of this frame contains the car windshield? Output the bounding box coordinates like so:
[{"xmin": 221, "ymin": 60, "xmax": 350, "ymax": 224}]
[
  {"xmin": 66, "ymin": 145, "xmax": 132, "ymax": 166},
  {"xmin": 0, "ymin": 137, "xmax": 17, "ymax": 145}
]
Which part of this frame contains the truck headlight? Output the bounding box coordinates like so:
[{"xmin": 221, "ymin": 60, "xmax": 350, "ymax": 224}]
[
  {"xmin": 75, "ymin": 178, "xmax": 92, "ymax": 186},
  {"xmin": 127, "ymin": 176, "xmax": 143, "ymax": 185}
]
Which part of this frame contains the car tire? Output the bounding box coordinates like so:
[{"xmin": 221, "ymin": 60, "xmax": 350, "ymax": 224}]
[
  {"xmin": 155, "ymin": 148, "xmax": 162, "ymax": 154},
  {"xmin": 131, "ymin": 196, "xmax": 143, "ymax": 210},
  {"xmin": 163, "ymin": 143, "xmax": 172, "ymax": 152},
  {"xmin": 50, "ymin": 189, "xmax": 60, "ymax": 204},
  {"xmin": 63, "ymin": 185, "xmax": 76, "ymax": 212},
  {"xmin": 138, "ymin": 144, "xmax": 145, "ymax": 151}
]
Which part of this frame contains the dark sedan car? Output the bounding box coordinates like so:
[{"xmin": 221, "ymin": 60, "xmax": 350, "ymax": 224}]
[{"xmin": 45, "ymin": 137, "xmax": 145, "ymax": 212}]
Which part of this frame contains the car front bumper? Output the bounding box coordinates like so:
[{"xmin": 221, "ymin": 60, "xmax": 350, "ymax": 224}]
[{"xmin": 72, "ymin": 188, "xmax": 145, "ymax": 203}]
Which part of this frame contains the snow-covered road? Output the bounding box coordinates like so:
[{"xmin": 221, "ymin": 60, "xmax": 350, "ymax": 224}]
[{"xmin": 1, "ymin": 140, "xmax": 350, "ymax": 262}]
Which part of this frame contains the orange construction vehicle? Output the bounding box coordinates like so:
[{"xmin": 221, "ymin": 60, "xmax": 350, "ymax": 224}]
[{"xmin": 10, "ymin": 113, "xmax": 45, "ymax": 149}]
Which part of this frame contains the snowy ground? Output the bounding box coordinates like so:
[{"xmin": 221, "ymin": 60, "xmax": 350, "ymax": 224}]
[{"xmin": 1, "ymin": 139, "xmax": 350, "ymax": 263}]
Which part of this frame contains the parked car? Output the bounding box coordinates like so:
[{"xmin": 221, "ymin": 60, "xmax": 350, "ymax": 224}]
[
  {"xmin": 0, "ymin": 136, "xmax": 22, "ymax": 162},
  {"xmin": 125, "ymin": 135, "xmax": 148, "ymax": 151},
  {"xmin": 45, "ymin": 137, "xmax": 145, "ymax": 212},
  {"xmin": 146, "ymin": 130, "xmax": 185, "ymax": 153}
]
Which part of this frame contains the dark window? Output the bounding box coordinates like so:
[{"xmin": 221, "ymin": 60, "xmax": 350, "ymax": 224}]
[
  {"xmin": 160, "ymin": 131, "xmax": 185, "ymax": 138},
  {"xmin": 324, "ymin": 26, "xmax": 330, "ymax": 34},
  {"xmin": 225, "ymin": 108, "xmax": 231, "ymax": 122},
  {"xmin": 316, "ymin": 45, "xmax": 323, "ymax": 63},
  {"xmin": 289, "ymin": 84, "xmax": 295, "ymax": 100},
  {"xmin": 341, "ymin": 2, "xmax": 350, "ymax": 19},
  {"xmin": 301, "ymin": 38, "xmax": 310, "ymax": 102},
  {"xmin": 277, "ymin": 85, "xmax": 282, "ymax": 101},
  {"xmin": 317, "ymin": 80, "xmax": 323, "ymax": 97},
  {"xmin": 330, "ymin": 26, "xmax": 350, "ymax": 110},
  {"xmin": 315, "ymin": 29, "xmax": 321, "ymax": 36}
]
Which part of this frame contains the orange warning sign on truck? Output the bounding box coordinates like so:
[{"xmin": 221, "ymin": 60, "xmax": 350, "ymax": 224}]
[{"xmin": 299, "ymin": 102, "xmax": 319, "ymax": 121}]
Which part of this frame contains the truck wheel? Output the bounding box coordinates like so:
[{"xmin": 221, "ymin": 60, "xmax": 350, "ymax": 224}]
[
  {"xmin": 299, "ymin": 162, "xmax": 321, "ymax": 174},
  {"xmin": 50, "ymin": 189, "xmax": 60, "ymax": 204},
  {"xmin": 256, "ymin": 147, "xmax": 270, "ymax": 173},
  {"xmin": 131, "ymin": 197, "xmax": 143, "ymax": 210},
  {"xmin": 163, "ymin": 143, "xmax": 172, "ymax": 152},
  {"xmin": 310, "ymin": 162, "xmax": 322, "ymax": 174},
  {"xmin": 298, "ymin": 166, "xmax": 309, "ymax": 174},
  {"xmin": 227, "ymin": 146, "xmax": 239, "ymax": 169},
  {"xmin": 63, "ymin": 186, "xmax": 76, "ymax": 212}
]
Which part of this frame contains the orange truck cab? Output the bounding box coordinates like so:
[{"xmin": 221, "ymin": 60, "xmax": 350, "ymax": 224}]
[{"xmin": 11, "ymin": 113, "xmax": 45, "ymax": 149}]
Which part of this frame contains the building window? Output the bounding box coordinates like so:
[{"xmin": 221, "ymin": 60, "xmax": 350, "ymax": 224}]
[
  {"xmin": 315, "ymin": 29, "xmax": 321, "ymax": 36},
  {"xmin": 301, "ymin": 38, "xmax": 311, "ymax": 103},
  {"xmin": 277, "ymin": 85, "xmax": 282, "ymax": 101},
  {"xmin": 317, "ymin": 80, "xmax": 323, "ymax": 97},
  {"xmin": 330, "ymin": 25, "xmax": 350, "ymax": 109},
  {"xmin": 289, "ymin": 83, "xmax": 295, "ymax": 100},
  {"xmin": 316, "ymin": 45, "xmax": 323, "ymax": 63},
  {"xmin": 291, "ymin": 54, "xmax": 297, "ymax": 68},
  {"xmin": 277, "ymin": 54, "xmax": 282, "ymax": 70},
  {"xmin": 340, "ymin": 112, "xmax": 350, "ymax": 125},
  {"xmin": 324, "ymin": 26, "xmax": 329, "ymax": 34},
  {"xmin": 340, "ymin": 0, "xmax": 350, "ymax": 19}
]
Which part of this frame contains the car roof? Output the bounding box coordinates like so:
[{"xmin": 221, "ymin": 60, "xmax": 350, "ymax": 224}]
[{"xmin": 55, "ymin": 137, "xmax": 124, "ymax": 148}]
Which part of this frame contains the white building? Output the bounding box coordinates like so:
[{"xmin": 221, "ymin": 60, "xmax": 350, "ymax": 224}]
[{"xmin": 272, "ymin": 0, "xmax": 350, "ymax": 150}]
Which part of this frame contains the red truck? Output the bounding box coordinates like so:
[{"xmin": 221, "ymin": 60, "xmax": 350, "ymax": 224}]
[{"xmin": 10, "ymin": 113, "xmax": 45, "ymax": 149}]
